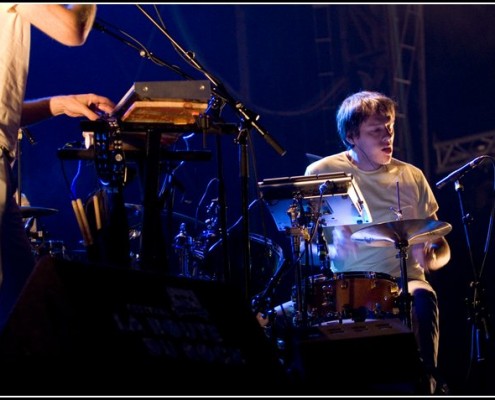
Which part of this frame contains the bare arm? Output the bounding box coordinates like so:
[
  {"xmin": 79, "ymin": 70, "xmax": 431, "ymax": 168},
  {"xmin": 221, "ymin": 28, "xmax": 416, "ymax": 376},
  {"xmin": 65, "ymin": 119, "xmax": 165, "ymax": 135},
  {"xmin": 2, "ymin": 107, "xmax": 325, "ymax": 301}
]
[
  {"xmin": 21, "ymin": 94, "xmax": 115, "ymax": 127},
  {"xmin": 13, "ymin": 4, "xmax": 96, "ymax": 46}
]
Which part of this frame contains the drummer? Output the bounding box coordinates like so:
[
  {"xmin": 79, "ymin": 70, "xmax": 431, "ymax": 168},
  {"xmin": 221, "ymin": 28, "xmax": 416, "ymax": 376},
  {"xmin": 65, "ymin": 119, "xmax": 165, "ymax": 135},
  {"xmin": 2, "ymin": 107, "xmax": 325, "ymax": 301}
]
[{"xmin": 299, "ymin": 91, "xmax": 450, "ymax": 394}]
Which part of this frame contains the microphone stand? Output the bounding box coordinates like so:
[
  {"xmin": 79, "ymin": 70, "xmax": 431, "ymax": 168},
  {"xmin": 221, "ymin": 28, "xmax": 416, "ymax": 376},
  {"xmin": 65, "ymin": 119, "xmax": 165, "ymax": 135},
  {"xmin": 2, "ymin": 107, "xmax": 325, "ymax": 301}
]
[
  {"xmin": 454, "ymin": 178, "xmax": 491, "ymax": 389},
  {"xmin": 93, "ymin": 18, "xmax": 195, "ymax": 80},
  {"xmin": 16, "ymin": 130, "xmax": 23, "ymax": 206},
  {"xmin": 136, "ymin": 5, "xmax": 287, "ymax": 301},
  {"xmin": 237, "ymin": 123, "xmax": 251, "ymax": 299},
  {"xmin": 92, "ymin": 18, "xmax": 197, "ymax": 272}
]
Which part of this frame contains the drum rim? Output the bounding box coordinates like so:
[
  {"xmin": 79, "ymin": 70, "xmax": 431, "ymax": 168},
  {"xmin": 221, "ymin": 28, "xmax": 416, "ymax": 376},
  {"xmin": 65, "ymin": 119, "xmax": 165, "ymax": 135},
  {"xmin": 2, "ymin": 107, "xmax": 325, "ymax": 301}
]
[{"xmin": 333, "ymin": 271, "xmax": 397, "ymax": 281}]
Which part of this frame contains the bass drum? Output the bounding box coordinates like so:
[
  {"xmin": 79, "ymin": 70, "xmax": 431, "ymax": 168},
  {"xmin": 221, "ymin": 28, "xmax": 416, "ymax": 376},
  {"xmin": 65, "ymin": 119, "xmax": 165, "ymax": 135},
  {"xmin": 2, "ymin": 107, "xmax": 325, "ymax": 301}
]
[{"xmin": 203, "ymin": 233, "xmax": 285, "ymax": 297}]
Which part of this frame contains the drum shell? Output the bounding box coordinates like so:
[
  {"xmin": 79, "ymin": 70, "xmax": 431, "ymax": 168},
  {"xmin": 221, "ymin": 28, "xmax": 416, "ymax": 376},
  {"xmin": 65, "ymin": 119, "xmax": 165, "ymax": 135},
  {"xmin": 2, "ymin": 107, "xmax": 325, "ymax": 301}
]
[
  {"xmin": 301, "ymin": 271, "xmax": 400, "ymax": 323},
  {"xmin": 332, "ymin": 271, "xmax": 400, "ymax": 319}
]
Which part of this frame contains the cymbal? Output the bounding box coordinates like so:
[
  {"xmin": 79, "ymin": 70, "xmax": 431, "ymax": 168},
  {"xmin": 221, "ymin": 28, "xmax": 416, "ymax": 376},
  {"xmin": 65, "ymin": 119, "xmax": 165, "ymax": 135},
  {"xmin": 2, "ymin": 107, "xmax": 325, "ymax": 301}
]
[
  {"xmin": 351, "ymin": 218, "xmax": 452, "ymax": 247},
  {"xmin": 20, "ymin": 206, "xmax": 59, "ymax": 219}
]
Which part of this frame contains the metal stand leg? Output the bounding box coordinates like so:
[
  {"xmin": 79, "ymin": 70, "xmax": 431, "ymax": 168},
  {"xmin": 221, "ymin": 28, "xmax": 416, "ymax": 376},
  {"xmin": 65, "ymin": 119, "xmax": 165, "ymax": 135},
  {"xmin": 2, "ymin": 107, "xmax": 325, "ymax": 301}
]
[
  {"xmin": 397, "ymin": 240, "xmax": 413, "ymax": 329},
  {"xmin": 139, "ymin": 129, "xmax": 167, "ymax": 271}
]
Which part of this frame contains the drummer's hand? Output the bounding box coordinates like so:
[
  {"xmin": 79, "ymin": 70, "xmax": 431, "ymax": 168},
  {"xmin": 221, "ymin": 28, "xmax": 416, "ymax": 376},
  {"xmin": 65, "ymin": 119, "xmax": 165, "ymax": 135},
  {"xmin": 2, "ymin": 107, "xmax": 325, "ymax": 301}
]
[
  {"xmin": 412, "ymin": 237, "xmax": 449, "ymax": 273},
  {"xmin": 329, "ymin": 225, "xmax": 358, "ymax": 260}
]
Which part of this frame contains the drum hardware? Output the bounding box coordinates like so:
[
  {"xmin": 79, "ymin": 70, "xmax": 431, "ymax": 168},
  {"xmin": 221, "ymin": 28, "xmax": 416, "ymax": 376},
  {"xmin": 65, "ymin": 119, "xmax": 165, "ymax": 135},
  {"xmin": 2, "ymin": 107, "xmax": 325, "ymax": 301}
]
[
  {"xmin": 286, "ymin": 197, "xmax": 312, "ymax": 328},
  {"xmin": 21, "ymin": 207, "xmax": 61, "ymax": 256},
  {"xmin": 126, "ymin": 203, "xmax": 210, "ymax": 276},
  {"xmin": 258, "ymin": 173, "xmax": 372, "ymax": 329},
  {"xmin": 351, "ymin": 218, "xmax": 452, "ymax": 328},
  {"xmin": 32, "ymin": 239, "xmax": 67, "ymax": 260},
  {"xmin": 316, "ymin": 219, "xmax": 331, "ymax": 273},
  {"xmin": 251, "ymin": 257, "xmax": 289, "ymax": 317},
  {"xmin": 258, "ymin": 172, "xmax": 372, "ymax": 231},
  {"xmin": 28, "ymin": 226, "xmax": 68, "ymax": 260},
  {"xmin": 173, "ymin": 222, "xmax": 194, "ymax": 277}
]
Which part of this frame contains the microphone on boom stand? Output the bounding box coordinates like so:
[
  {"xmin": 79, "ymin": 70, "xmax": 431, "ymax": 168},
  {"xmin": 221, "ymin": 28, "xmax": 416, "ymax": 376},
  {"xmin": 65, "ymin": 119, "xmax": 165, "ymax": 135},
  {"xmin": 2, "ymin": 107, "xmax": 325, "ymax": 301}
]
[{"xmin": 436, "ymin": 155, "xmax": 488, "ymax": 190}]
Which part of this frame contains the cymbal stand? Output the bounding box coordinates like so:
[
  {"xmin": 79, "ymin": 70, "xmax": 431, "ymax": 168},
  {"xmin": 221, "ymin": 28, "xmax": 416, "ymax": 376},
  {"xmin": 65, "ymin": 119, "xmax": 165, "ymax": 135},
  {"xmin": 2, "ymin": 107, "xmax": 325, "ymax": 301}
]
[
  {"xmin": 15, "ymin": 128, "xmax": 36, "ymax": 206},
  {"xmin": 287, "ymin": 195, "xmax": 311, "ymax": 328},
  {"xmin": 391, "ymin": 181, "xmax": 413, "ymax": 329},
  {"xmin": 138, "ymin": 127, "xmax": 168, "ymax": 271},
  {"xmin": 236, "ymin": 123, "xmax": 251, "ymax": 301},
  {"xmin": 396, "ymin": 239, "xmax": 413, "ymax": 329},
  {"xmin": 251, "ymin": 258, "xmax": 289, "ymax": 316},
  {"xmin": 173, "ymin": 222, "xmax": 193, "ymax": 277},
  {"xmin": 198, "ymin": 108, "xmax": 232, "ymax": 291}
]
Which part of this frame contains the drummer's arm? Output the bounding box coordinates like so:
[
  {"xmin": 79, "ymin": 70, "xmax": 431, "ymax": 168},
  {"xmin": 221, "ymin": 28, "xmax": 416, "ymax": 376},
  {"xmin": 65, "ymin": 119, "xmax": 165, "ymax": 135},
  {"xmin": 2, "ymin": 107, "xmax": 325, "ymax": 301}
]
[
  {"xmin": 412, "ymin": 214, "xmax": 451, "ymax": 272},
  {"xmin": 328, "ymin": 225, "xmax": 358, "ymax": 261}
]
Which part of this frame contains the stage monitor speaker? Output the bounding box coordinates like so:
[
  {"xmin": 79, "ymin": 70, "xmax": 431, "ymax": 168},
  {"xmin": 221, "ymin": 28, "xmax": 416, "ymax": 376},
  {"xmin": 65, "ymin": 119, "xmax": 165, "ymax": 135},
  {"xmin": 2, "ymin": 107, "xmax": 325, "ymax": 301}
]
[
  {"xmin": 0, "ymin": 256, "xmax": 290, "ymax": 396},
  {"xmin": 292, "ymin": 319, "xmax": 429, "ymax": 395}
]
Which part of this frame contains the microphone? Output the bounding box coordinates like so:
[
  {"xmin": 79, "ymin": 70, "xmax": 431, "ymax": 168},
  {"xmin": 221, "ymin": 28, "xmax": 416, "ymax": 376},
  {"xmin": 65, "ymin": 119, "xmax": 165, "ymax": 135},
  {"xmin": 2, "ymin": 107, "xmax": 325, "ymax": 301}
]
[{"xmin": 436, "ymin": 155, "xmax": 487, "ymax": 190}]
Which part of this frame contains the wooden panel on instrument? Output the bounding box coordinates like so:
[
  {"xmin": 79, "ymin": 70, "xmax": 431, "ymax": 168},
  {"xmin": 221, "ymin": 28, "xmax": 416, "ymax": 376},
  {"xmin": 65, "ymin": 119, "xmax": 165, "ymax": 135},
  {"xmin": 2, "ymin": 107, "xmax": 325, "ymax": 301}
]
[{"xmin": 120, "ymin": 100, "xmax": 208, "ymax": 124}]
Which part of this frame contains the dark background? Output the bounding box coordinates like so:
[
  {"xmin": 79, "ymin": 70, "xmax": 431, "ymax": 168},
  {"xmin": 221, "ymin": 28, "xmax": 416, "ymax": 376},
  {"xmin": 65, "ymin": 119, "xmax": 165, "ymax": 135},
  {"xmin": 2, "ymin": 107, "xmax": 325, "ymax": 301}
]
[{"xmin": 16, "ymin": 4, "xmax": 495, "ymax": 395}]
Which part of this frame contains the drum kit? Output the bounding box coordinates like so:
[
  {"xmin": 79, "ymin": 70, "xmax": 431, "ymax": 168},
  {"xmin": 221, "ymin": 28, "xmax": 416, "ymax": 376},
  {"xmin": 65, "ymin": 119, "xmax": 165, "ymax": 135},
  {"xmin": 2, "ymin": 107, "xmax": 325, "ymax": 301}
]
[
  {"xmin": 256, "ymin": 174, "xmax": 453, "ymax": 330},
  {"xmin": 19, "ymin": 174, "xmax": 453, "ymax": 332},
  {"xmin": 257, "ymin": 217, "xmax": 452, "ymax": 331}
]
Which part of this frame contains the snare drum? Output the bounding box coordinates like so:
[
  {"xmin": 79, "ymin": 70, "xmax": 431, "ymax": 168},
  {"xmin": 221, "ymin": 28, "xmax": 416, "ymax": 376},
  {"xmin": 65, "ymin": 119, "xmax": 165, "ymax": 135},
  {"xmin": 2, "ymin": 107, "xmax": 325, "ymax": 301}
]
[
  {"xmin": 332, "ymin": 271, "xmax": 400, "ymax": 320},
  {"xmin": 301, "ymin": 271, "xmax": 400, "ymax": 323}
]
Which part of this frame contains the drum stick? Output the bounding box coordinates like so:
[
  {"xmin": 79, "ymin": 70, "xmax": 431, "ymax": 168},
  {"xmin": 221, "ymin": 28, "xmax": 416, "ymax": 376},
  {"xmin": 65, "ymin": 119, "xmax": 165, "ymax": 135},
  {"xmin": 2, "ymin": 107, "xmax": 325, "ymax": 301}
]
[
  {"xmin": 71, "ymin": 199, "xmax": 93, "ymax": 246},
  {"xmin": 71, "ymin": 199, "xmax": 87, "ymax": 245},
  {"xmin": 93, "ymin": 194, "xmax": 102, "ymax": 231},
  {"xmin": 76, "ymin": 198, "xmax": 93, "ymax": 245}
]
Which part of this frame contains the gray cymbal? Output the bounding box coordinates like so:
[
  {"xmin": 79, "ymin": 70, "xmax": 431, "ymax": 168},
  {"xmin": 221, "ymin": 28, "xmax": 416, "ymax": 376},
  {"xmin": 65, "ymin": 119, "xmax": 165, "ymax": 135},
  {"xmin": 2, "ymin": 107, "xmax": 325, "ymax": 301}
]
[
  {"xmin": 351, "ymin": 218, "xmax": 452, "ymax": 247},
  {"xmin": 20, "ymin": 206, "xmax": 59, "ymax": 218}
]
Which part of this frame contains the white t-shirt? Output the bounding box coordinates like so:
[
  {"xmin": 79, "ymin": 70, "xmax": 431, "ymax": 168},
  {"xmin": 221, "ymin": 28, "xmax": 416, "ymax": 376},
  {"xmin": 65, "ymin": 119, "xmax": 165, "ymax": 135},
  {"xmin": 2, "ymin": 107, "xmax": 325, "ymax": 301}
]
[
  {"xmin": 0, "ymin": 3, "xmax": 30, "ymax": 159},
  {"xmin": 305, "ymin": 151, "xmax": 439, "ymax": 281}
]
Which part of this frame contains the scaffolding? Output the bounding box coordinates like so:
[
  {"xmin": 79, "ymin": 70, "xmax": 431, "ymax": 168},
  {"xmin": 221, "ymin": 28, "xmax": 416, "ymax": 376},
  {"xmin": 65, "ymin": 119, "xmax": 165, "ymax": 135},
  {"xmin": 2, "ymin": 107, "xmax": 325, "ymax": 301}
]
[{"xmin": 311, "ymin": 5, "xmax": 429, "ymax": 175}]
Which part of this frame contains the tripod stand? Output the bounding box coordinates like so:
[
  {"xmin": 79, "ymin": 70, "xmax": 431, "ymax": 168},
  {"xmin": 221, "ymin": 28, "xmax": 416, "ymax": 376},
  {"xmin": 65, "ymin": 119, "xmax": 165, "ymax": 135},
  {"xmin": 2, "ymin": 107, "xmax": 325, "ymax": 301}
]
[{"xmin": 454, "ymin": 178, "xmax": 493, "ymax": 391}]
